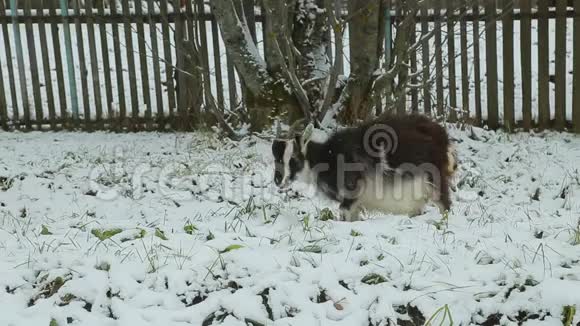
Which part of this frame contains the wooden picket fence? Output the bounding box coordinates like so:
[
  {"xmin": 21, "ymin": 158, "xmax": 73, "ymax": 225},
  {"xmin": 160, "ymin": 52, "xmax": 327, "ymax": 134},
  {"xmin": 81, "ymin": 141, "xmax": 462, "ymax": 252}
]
[{"xmin": 0, "ymin": 0, "xmax": 579, "ymax": 132}]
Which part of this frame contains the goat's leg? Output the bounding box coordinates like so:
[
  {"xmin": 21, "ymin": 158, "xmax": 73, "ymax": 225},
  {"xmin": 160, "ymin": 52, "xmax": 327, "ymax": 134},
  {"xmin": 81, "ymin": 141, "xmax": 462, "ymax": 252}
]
[
  {"xmin": 338, "ymin": 169, "xmax": 366, "ymax": 221},
  {"xmin": 434, "ymin": 176, "xmax": 452, "ymax": 215},
  {"xmin": 339, "ymin": 198, "xmax": 361, "ymax": 222}
]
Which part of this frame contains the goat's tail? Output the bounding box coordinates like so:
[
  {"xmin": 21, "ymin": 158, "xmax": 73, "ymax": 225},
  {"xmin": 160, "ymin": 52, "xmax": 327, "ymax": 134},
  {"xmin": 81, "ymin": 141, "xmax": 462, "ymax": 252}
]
[{"xmin": 420, "ymin": 119, "xmax": 457, "ymax": 177}]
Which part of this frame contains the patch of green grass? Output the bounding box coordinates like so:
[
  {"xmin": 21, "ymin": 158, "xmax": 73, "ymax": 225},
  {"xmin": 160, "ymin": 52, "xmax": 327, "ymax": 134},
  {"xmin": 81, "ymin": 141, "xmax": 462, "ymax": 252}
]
[
  {"xmin": 40, "ymin": 225, "xmax": 53, "ymax": 236},
  {"xmin": 572, "ymin": 232, "xmax": 580, "ymax": 246},
  {"xmin": 91, "ymin": 228, "xmax": 122, "ymax": 241},
  {"xmin": 48, "ymin": 277, "xmax": 66, "ymax": 295},
  {"xmin": 154, "ymin": 228, "xmax": 168, "ymax": 240},
  {"xmin": 49, "ymin": 319, "xmax": 59, "ymax": 326},
  {"xmin": 300, "ymin": 245, "xmax": 322, "ymax": 253},
  {"xmin": 350, "ymin": 229, "xmax": 362, "ymax": 237},
  {"xmin": 425, "ymin": 304, "xmax": 453, "ymax": 326},
  {"xmin": 184, "ymin": 224, "xmax": 198, "ymax": 235},
  {"xmin": 301, "ymin": 215, "xmax": 311, "ymax": 231},
  {"xmin": 120, "ymin": 229, "xmax": 146, "ymax": 242},
  {"xmin": 220, "ymin": 244, "xmax": 244, "ymax": 254},
  {"xmin": 59, "ymin": 293, "xmax": 77, "ymax": 306},
  {"xmin": 30, "ymin": 276, "xmax": 68, "ymax": 307},
  {"xmin": 562, "ymin": 305, "xmax": 576, "ymax": 326},
  {"xmin": 136, "ymin": 228, "xmax": 146, "ymax": 239},
  {"xmin": 361, "ymin": 273, "xmax": 387, "ymax": 285},
  {"xmin": 318, "ymin": 208, "xmax": 335, "ymax": 221}
]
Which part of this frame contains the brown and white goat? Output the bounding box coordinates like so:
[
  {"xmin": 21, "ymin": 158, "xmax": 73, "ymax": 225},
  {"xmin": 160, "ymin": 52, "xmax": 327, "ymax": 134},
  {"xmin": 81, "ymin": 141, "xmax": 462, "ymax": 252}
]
[{"xmin": 272, "ymin": 114, "xmax": 457, "ymax": 221}]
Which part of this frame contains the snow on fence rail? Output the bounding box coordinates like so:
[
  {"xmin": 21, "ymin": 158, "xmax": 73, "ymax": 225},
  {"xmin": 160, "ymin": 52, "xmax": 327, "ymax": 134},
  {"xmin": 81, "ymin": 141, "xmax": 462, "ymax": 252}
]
[{"xmin": 0, "ymin": 0, "xmax": 579, "ymax": 132}]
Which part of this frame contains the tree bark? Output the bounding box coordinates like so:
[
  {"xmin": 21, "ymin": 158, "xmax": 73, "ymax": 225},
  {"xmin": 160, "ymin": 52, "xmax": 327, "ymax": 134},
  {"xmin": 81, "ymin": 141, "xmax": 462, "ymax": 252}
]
[
  {"xmin": 339, "ymin": 0, "xmax": 381, "ymax": 124},
  {"xmin": 370, "ymin": 0, "xmax": 419, "ymax": 116},
  {"xmin": 212, "ymin": 0, "xmax": 272, "ymax": 98},
  {"xmin": 176, "ymin": 40, "xmax": 204, "ymax": 130},
  {"xmin": 262, "ymin": 0, "xmax": 295, "ymax": 74},
  {"xmin": 212, "ymin": 0, "xmax": 300, "ymax": 130},
  {"xmin": 292, "ymin": 0, "xmax": 331, "ymax": 108},
  {"xmin": 211, "ymin": 0, "xmax": 418, "ymax": 132}
]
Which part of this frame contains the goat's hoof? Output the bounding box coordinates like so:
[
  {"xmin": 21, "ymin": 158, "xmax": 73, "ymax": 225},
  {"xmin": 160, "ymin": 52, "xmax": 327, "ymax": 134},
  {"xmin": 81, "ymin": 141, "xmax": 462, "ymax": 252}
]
[
  {"xmin": 339, "ymin": 211, "xmax": 361, "ymax": 222},
  {"xmin": 339, "ymin": 210, "xmax": 353, "ymax": 222},
  {"xmin": 408, "ymin": 210, "xmax": 425, "ymax": 218}
]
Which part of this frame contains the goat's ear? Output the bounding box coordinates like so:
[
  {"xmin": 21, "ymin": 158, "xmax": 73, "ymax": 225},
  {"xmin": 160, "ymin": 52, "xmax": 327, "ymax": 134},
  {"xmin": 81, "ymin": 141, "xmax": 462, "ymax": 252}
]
[{"xmin": 301, "ymin": 123, "xmax": 314, "ymax": 149}]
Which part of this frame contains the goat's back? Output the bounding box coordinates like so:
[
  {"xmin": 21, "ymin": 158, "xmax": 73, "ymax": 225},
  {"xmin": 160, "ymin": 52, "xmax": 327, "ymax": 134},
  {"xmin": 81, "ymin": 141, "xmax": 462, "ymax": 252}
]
[{"xmin": 326, "ymin": 114, "xmax": 452, "ymax": 174}]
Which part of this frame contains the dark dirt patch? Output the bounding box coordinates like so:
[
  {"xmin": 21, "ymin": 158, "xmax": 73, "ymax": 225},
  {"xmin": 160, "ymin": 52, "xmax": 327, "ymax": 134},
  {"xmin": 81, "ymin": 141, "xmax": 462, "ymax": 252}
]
[
  {"xmin": 316, "ymin": 288, "xmax": 330, "ymax": 303},
  {"xmin": 28, "ymin": 276, "xmax": 68, "ymax": 307},
  {"xmin": 259, "ymin": 288, "xmax": 274, "ymax": 321},
  {"xmin": 339, "ymin": 280, "xmax": 350, "ymax": 290},
  {"xmin": 478, "ymin": 313, "xmax": 503, "ymax": 326},
  {"xmin": 202, "ymin": 309, "xmax": 229, "ymax": 326},
  {"xmin": 180, "ymin": 292, "xmax": 207, "ymax": 307},
  {"xmin": 227, "ymin": 280, "xmax": 242, "ymax": 292},
  {"xmin": 84, "ymin": 190, "xmax": 98, "ymax": 196},
  {"xmin": 0, "ymin": 176, "xmax": 14, "ymax": 191},
  {"xmin": 393, "ymin": 304, "xmax": 425, "ymax": 326}
]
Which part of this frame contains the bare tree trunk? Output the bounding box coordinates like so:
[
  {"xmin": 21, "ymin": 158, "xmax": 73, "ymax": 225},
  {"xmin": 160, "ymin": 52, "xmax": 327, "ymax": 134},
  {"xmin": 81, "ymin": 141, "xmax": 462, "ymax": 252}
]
[
  {"xmin": 261, "ymin": 0, "xmax": 304, "ymax": 123},
  {"xmin": 212, "ymin": 0, "xmax": 300, "ymax": 130},
  {"xmin": 211, "ymin": 0, "xmax": 419, "ymax": 132},
  {"xmin": 339, "ymin": 0, "xmax": 381, "ymax": 124},
  {"xmin": 263, "ymin": 0, "xmax": 295, "ymax": 74},
  {"xmin": 292, "ymin": 0, "xmax": 331, "ymax": 108},
  {"xmin": 178, "ymin": 40, "xmax": 204, "ymax": 129}
]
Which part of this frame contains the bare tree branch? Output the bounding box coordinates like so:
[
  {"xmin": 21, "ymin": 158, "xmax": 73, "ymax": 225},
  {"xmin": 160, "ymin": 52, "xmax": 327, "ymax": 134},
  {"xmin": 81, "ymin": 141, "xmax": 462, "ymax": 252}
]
[
  {"xmin": 333, "ymin": 0, "xmax": 382, "ymax": 123},
  {"xmin": 318, "ymin": 0, "xmax": 344, "ymax": 122},
  {"xmin": 261, "ymin": 0, "xmax": 295, "ymax": 74},
  {"xmin": 371, "ymin": 0, "xmax": 420, "ymax": 109},
  {"xmin": 273, "ymin": 38, "xmax": 313, "ymax": 121}
]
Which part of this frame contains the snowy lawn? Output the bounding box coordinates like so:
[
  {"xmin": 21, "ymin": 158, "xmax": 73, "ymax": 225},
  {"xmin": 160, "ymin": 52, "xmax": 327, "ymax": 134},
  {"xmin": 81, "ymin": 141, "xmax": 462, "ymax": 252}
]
[{"xmin": 1, "ymin": 127, "xmax": 580, "ymax": 326}]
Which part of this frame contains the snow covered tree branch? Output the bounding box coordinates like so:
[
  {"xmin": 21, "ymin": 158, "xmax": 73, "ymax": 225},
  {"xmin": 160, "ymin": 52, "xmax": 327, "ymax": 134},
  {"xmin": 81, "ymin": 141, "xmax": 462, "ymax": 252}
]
[{"xmin": 210, "ymin": 0, "xmax": 436, "ymax": 131}]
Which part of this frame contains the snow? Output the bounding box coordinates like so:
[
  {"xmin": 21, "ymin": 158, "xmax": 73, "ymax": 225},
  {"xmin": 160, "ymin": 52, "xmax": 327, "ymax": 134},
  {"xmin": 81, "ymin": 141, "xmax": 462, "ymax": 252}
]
[{"xmin": 1, "ymin": 126, "xmax": 580, "ymax": 325}]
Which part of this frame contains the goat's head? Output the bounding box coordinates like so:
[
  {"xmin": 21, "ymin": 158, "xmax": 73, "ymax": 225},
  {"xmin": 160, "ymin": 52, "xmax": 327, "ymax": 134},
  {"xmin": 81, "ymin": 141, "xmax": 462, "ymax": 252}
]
[{"xmin": 271, "ymin": 120, "xmax": 314, "ymax": 188}]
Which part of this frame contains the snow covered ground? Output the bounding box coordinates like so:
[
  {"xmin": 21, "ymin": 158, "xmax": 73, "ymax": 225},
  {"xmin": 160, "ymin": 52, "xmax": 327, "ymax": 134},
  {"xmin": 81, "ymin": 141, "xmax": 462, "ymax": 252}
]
[{"xmin": 1, "ymin": 127, "xmax": 580, "ymax": 325}]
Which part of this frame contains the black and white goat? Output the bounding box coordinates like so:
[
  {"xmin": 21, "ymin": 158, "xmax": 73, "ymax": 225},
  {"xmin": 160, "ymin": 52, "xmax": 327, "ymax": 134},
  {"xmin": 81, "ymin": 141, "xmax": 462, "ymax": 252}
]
[{"xmin": 272, "ymin": 114, "xmax": 457, "ymax": 221}]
